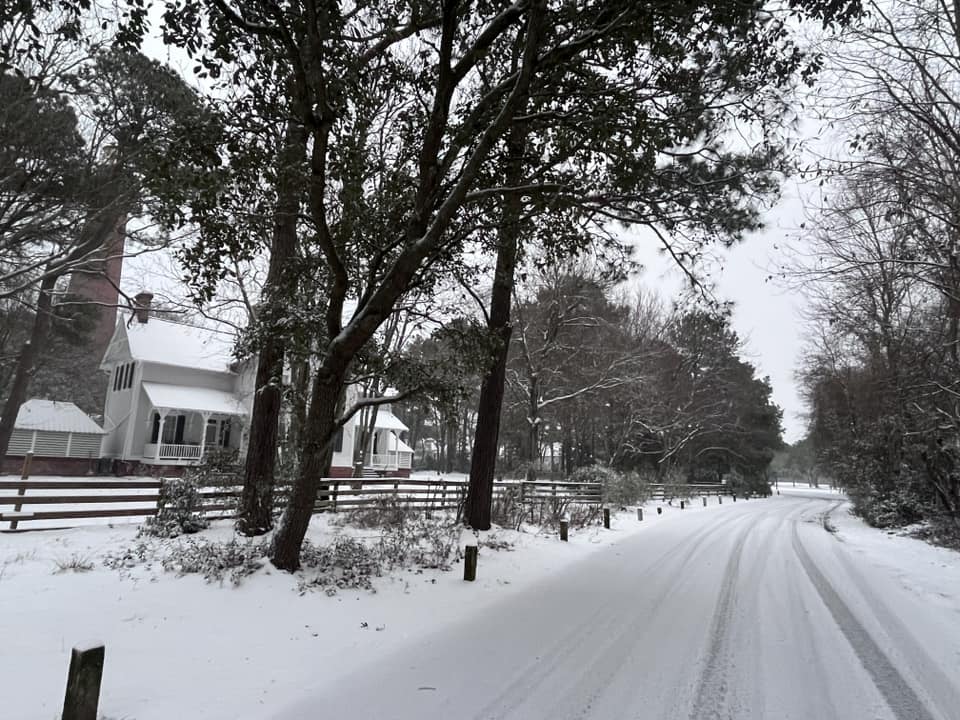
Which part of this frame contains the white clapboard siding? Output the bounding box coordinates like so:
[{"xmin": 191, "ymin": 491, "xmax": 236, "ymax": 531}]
[
  {"xmin": 8, "ymin": 429, "xmax": 33, "ymax": 455},
  {"xmin": 67, "ymin": 433, "xmax": 102, "ymax": 458},
  {"xmin": 32, "ymin": 431, "xmax": 69, "ymax": 457}
]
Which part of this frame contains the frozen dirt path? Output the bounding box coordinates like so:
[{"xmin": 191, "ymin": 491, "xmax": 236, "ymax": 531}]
[{"xmin": 271, "ymin": 493, "xmax": 960, "ymax": 720}]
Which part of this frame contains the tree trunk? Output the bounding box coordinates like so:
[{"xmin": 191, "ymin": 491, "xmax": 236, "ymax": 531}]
[
  {"xmin": 236, "ymin": 119, "xmax": 306, "ymax": 536},
  {"xmin": 270, "ymin": 366, "xmax": 344, "ymax": 570},
  {"xmin": 465, "ymin": 135, "xmax": 527, "ymax": 527},
  {"xmin": 236, "ymin": 335, "xmax": 285, "ymax": 535},
  {"xmin": 0, "ymin": 274, "xmax": 57, "ymax": 458}
]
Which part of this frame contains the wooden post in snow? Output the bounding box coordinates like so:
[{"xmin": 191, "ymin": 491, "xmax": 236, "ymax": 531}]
[
  {"xmin": 702, "ymin": 496, "xmax": 707, "ymax": 507},
  {"xmin": 657, "ymin": 507, "xmax": 662, "ymax": 515},
  {"xmin": 637, "ymin": 508, "xmax": 643, "ymax": 521},
  {"xmin": 559, "ymin": 519, "xmax": 569, "ymax": 541},
  {"xmin": 62, "ymin": 644, "xmax": 104, "ymax": 720},
  {"xmin": 680, "ymin": 500, "xmax": 685, "ymax": 510},
  {"xmin": 20, "ymin": 451, "xmax": 33, "ymax": 479},
  {"xmin": 463, "ymin": 545, "xmax": 478, "ymax": 582},
  {"xmin": 9, "ymin": 451, "xmax": 33, "ymax": 530},
  {"xmin": 602, "ymin": 508, "xmax": 611, "ymax": 529}
]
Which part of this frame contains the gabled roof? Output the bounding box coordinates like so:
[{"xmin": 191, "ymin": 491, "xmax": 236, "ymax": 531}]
[
  {"xmin": 107, "ymin": 316, "xmax": 238, "ymax": 373},
  {"xmin": 13, "ymin": 399, "xmax": 105, "ymax": 434}
]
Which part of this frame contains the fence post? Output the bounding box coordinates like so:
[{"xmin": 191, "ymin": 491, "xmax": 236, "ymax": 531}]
[
  {"xmin": 559, "ymin": 519, "xmax": 568, "ymax": 541},
  {"xmin": 637, "ymin": 508, "xmax": 643, "ymax": 521},
  {"xmin": 732, "ymin": 494, "xmax": 737, "ymax": 502},
  {"xmin": 657, "ymin": 507, "xmax": 662, "ymax": 515},
  {"xmin": 680, "ymin": 500, "xmax": 685, "ymax": 510},
  {"xmin": 702, "ymin": 496, "xmax": 707, "ymax": 507},
  {"xmin": 62, "ymin": 644, "xmax": 104, "ymax": 720},
  {"xmin": 603, "ymin": 508, "xmax": 610, "ymax": 529},
  {"xmin": 463, "ymin": 545, "xmax": 478, "ymax": 581},
  {"xmin": 718, "ymin": 495, "xmax": 722, "ymax": 504},
  {"xmin": 331, "ymin": 480, "xmax": 339, "ymax": 513},
  {"xmin": 9, "ymin": 451, "xmax": 33, "ymax": 531}
]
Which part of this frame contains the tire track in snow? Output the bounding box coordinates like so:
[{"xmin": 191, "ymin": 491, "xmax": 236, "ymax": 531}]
[
  {"xmin": 791, "ymin": 520, "xmax": 937, "ymax": 720},
  {"xmin": 687, "ymin": 519, "xmax": 754, "ymax": 720},
  {"xmin": 472, "ymin": 505, "xmax": 762, "ymax": 720},
  {"xmin": 825, "ymin": 506, "xmax": 960, "ymax": 720}
]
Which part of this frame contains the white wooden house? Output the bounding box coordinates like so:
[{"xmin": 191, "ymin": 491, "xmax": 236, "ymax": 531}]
[{"xmin": 99, "ymin": 295, "xmax": 412, "ymax": 475}]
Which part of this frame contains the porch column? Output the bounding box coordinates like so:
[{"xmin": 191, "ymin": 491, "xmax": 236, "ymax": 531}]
[
  {"xmin": 155, "ymin": 410, "xmax": 168, "ymax": 462},
  {"xmin": 199, "ymin": 412, "xmax": 212, "ymax": 459}
]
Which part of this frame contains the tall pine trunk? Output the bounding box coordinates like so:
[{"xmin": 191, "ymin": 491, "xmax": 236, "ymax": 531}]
[
  {"xmin": 0, "ymin": 274, "xmax": 57, "ymax": 458},
  {"xmin": 236, "ymin": 120, "xmax": 306, "ymax": 536},
  {"xmin": 465, "ymin": 112, "xmax": 527, "ymax": 528}
]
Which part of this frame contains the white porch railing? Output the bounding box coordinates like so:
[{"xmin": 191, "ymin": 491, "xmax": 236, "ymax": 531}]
[
  {"xmin": 368, "ymin": 451, "xmax": 413, "ymax": 470},
  {"xmin": 143, "ymin": 443, "xmax": 204, "ymax": 463}
]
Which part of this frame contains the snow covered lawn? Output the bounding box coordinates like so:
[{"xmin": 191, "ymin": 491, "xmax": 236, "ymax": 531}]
[
  {"xmin": 2, "ymin": 494, "xmax": 718, "ymax": 720},
  {"xmin": 4, "ymin": 487, "xmax": 956, "ymax": 720}
]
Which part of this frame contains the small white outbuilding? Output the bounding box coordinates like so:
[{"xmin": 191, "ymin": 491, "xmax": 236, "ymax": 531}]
[{"xmin": 7, "ymin": 399, "xmax": 105, "ymax": 459}]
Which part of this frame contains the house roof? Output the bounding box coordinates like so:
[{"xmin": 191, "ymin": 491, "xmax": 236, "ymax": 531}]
[
  {"xmin": 13, "ymin": 399, "xmax": 105, "ymax": 434},
  {"xmin": 352, "ymin": 409, "xmax": 408, "ymax": 432},
  {"xmin": 123, "ymin": 317, "xmax": 238, "ymax": 373},
  {"xmin": 142, "ymin": 382, "xmax": 246, "ymax": 416}
]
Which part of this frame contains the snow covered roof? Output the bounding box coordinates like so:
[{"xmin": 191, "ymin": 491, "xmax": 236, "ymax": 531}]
[
  {"xmin": 351, "ymin": 409, "xmax": 408, "ymax": 432},
  {"xmin": 142, "ymin": 382, "xmax": 246, "ymax": 416},
  {"xmin": 13, "ymin": 399, "xmax": 105, "ymax": 434},
  {"xmin": 124, "ymin": 317, "xmax": 237, "ymax": 373}
]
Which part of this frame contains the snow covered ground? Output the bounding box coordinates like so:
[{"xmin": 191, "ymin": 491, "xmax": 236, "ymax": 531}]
[
  {"xmin": 2, "ymin": 489, "xmax": 958, "ymax": 719},
  {"xmin": 1, "ymin": 490, "xmax": 715, "ymax": 719}
]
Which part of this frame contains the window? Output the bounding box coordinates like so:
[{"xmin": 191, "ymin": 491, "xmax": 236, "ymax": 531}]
[
  {"xmin": 113, "ymin": 366, "xmax": 121, "ymax": 391},
  {"xmin": 124, "ymin": 363, "xmax": 134, "ymax": 389},
  {"xmin": 151, "ymin": 413, "xmax": 185, "ymax": 444},
  {"xmin": 219, "ymin": 419, "xmax": 231, "ymax": 448},
  {"xmin": 206, "ymin": 418, "xmax": 233, "ymax": 448}
]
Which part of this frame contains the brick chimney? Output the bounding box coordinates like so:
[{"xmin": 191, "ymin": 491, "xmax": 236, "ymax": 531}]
[{"xmin": 133, "ymin": 291, "xmax": 154, "ymax": 324}]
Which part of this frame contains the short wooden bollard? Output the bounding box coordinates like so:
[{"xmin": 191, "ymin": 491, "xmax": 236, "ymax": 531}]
[
  {"xmin": 719, "ymin": 496, "xmax": 723, "ymax": 504},
  {"xmin": 637, "ymin": 508, "xmax": 643, "ymax": 521},
  {"xmin": 62, "ymin": 644, "xmax": 105, "ymax": 720},
  {"xmin": 702, "ymin": 496, "xmax": 707, "ymax": 507},
  {"xmin": 657, "ymin": 507, "xmax": 662, "ymax": 515},
  {"xmin": 463, "ymin": 545, "xmax": 478, "ymax": 582},
  {"xmin": 680, "ymin": 500, "xmax": 685, "ymax": 510},
  {"xmin": 603, "ymin": 508, "xmax": 611, "ymax": 529},
  {"xmin": 559, "ymin": 519, "xmax": 569, "ymax": 541},
  {"xmin": 733, "ymin": 494, "xmax": 737, "ymax": 502}
]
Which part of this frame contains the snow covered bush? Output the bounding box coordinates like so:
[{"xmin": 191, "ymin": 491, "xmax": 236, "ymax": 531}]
[
  {"xmin": 605, "ymin": 471, "xmax": 650, "ymax": 507},
  {"xmin": 161, "ymin": 537, "xmax": 264, "ymax": 586},
  {"xmin": 378, "ymin": 513, "xmax": 460, "ymax": 570},
  {"xmin": 141, "ymin": 474, "xmax": 210, "ymax": 538},
  {"xmin": 339, "ymin": 496, "xmax": 410, "ymax": 528},
  {"xmin": 490, "ymin": 484, "xmax": 524, "ymax": 530},
  {"xmin": 298, "ymin": 537, "xmax": 381, "ymax": 596}
]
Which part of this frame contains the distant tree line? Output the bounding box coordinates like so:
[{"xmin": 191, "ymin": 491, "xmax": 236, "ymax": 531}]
[{"xmin": 397, "ymin": 269, "xmax": 783, "ymax": 495}]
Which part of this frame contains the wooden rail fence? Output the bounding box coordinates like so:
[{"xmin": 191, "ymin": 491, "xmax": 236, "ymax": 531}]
[
  {"xmin": 0, "ymin": 477, "xmax": 604, "ymax": 530},
  {"xmin": 647, "ymin": 483, "xmax": 727, "ymax": 500}
]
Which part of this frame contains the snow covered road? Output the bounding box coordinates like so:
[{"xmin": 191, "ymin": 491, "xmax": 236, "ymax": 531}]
[{"xmin": 272, "ymin": 493, "xmax": 960, "ymax": 720}]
